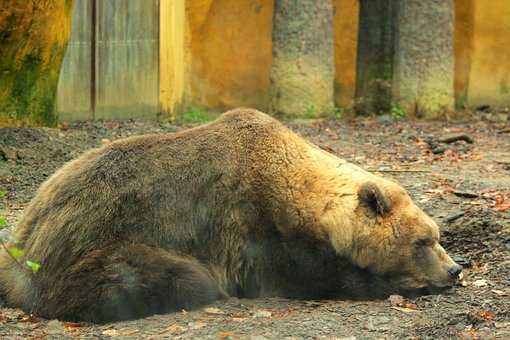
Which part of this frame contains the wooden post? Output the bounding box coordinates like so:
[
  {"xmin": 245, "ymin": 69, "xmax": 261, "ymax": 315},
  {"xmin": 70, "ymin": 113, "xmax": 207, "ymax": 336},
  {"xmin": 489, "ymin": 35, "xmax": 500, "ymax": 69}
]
[{"xmin": 160, "ymin": 0, "xmax": 186, "ymax": 121}]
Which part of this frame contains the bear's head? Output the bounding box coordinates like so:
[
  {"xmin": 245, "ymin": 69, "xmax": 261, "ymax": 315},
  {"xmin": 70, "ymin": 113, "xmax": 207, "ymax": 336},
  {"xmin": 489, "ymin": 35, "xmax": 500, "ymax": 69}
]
[{"xmin": 325, "ymin": 179, "xmax": 462, "ymax": 293}]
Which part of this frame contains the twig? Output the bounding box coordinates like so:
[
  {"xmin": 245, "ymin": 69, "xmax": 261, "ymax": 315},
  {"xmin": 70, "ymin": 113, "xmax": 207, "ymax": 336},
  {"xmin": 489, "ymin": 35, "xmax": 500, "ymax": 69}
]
[
  {"xmin": 445, "ymin": 211, "xmax": 465, "ymax": 223},
  {"xmin": 438, "ymin": 133, "xmax": 474, "ymax": 144},
  {"xmin": 498, "ymin": 128, "xmax": 510, "ymax": 134},
  {"xmin": 453, "ymin": 190, "xmax": 479, "ymax": 198}
]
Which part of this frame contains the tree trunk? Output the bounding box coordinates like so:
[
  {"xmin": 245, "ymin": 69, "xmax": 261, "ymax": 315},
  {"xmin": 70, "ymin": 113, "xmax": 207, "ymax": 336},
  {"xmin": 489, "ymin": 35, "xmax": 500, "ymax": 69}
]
[
  {"xmin": 356, "ymin": 0, "xmax": 455, "ymax": 118},
  {"xmin": 270, "ymin": 0, "xmax": 334, "ymax": 118},
  {"xmin": 0, "ymin": 0, "xmax": 74, "ymax": 126}
]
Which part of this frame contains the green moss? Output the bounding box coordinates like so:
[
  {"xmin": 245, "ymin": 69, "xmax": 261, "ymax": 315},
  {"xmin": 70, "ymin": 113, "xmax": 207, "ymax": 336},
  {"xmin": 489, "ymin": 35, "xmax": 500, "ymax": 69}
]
[
  {"xmin": 455, "ymin": 92, "xmax": 468, "ymax": 110},
  {"xmin": 0, "ymin": 48, "xmax": 60, "ymax": 126},
  {"xmin": 65, "ymin": 0, "xmax": 74, "ymax": 10},
  {"xmin": 303, "ymin": 104, "xmax": 317, "ymax": 118},
  {"xmin": 500, "ymin": 80, "xmax": 509, "ymax": 95}
]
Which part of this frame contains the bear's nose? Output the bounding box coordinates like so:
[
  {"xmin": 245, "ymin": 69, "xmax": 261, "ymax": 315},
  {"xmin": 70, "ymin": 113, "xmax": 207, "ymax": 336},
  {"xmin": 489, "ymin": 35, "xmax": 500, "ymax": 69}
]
[{"xmin": 447, "ymin": 264, "xmax": 463, "ymax": 278}]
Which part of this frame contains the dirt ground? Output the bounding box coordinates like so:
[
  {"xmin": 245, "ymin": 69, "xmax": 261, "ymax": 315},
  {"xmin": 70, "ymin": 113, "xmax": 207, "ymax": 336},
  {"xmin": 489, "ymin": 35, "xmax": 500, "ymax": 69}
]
[{"xmin": 0, "ymin": 115, "xmax": 509, "ymax": 339}]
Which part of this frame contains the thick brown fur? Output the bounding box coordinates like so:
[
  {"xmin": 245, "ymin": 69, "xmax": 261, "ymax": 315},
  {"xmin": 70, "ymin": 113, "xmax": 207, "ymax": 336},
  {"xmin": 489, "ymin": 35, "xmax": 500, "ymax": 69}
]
[{"xmin": 0, "ymin": 109, "xmax": 461, "ymax": 323}]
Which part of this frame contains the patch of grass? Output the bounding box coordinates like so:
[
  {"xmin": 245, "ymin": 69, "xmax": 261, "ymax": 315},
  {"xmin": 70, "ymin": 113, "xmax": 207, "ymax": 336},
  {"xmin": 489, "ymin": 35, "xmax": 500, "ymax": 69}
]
[
  {"xmin": 304, "ymin": 104, "xmax": 317, "ymax": 119},
  {"xmin": 390, "ymin": 103, "xmax": 406, "ymax": 120},
  {"xmin": 333, "ymin": 107, "xmax": 344, "ymax": 120},
  {"xmin": 177, "ymin": 107, "xmax": 212, "ymax": 124}
]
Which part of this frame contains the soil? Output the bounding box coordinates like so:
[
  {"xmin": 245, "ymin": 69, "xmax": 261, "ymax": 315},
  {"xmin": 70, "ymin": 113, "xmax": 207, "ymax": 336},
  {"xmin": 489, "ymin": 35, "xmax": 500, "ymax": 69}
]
[{"xmin": 0, "ymin": 116, "xmax": 509, "ymax": 339}]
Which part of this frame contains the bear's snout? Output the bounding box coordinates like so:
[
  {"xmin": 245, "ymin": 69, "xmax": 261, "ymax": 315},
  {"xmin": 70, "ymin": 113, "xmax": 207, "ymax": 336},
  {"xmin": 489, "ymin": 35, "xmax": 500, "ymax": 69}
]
[{"xmin": 447, "ymin": 264, "xmax": 463, "ymax": 279}]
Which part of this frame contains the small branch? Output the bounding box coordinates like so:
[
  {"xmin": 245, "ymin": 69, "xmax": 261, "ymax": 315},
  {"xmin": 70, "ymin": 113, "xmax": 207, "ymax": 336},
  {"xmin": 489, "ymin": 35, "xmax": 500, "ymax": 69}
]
[
  {"xmin": 453, "ymin": 190, "xmax": 479, "ymax": 199},
  {"xmin": 438, "ymin": 133, "xmax": 474, "ymax": 144}
]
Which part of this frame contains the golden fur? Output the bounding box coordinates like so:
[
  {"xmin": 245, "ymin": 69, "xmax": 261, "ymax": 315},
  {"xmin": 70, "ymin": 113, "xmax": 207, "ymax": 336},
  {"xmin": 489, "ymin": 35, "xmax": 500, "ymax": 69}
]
[{"xmin": 0, "ymin": 108, "xmax": 460, "ymax": 322}]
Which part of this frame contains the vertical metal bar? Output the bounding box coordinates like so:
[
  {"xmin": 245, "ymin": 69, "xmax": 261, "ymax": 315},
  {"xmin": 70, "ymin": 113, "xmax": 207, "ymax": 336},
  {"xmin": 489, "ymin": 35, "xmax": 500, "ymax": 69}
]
[{"xmin": 90, "ymin": 0, "xmax": 97, "ymax": 119}]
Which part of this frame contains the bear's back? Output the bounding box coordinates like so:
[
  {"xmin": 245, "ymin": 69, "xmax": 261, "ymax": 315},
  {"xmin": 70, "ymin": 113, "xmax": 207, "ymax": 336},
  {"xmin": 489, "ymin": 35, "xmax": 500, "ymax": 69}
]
[{"xmin": 12, "ymin": 109, "xmax": 283, "ymax": 270}]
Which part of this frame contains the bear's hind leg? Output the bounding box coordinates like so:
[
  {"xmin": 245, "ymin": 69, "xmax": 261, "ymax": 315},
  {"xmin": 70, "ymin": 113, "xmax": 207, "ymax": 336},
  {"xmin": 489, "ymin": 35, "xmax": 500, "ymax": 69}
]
[{"xmin": 36, "ymin": 244, "xmax": 222, "ymax": 323}]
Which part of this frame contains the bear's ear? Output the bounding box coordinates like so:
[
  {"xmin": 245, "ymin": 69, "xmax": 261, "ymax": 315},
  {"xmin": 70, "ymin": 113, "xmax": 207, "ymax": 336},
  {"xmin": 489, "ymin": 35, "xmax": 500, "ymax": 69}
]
[{"xmin": 358, "ymin": 182, "xmax": 391, "ymax": 216}]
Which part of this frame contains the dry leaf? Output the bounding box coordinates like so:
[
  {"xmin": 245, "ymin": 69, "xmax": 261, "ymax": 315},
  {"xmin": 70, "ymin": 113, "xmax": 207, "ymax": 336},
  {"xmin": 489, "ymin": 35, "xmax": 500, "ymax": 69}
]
[
  {"xmin": 63, "ymin": 322, "xmax": 83, "ymax": 329},
  {"xmin": 204, "ymin": 307, "xmax": 225, "ymax": 315},
  {"xmin": 473, "ymin": 279, "xmax": 488, "ymax": 287},
  {"xmin": 20, "ymin": 314, "xmax": 39, "ymax": 323},
  {"xmin": 118, "ymin": 328, "xmax": 140, "ymax": 336},
  {"xmin": 158, "ymin": 324, "xmax": 184, "ymax": 335},
  {"xmin": 402, "ymin": 303, "xmax": 418, "ymax": 310},
  {"xmin": 494, "ymin": 196, "xmax": 510, "ymax": 211},
  {"xmin": 102, "ymin": 329, "xmax": 119, "ymax": 336},
  {"xmin": 388, "ymin": 294, "xmax": 404, "ymax": 307},
  {"xmin": 219, "ymin": 331, "xmax": 236, "ymax": 339},
  {"xmin": 391, "ymin": 306, "xmax": 421, "ymax": 313},
  {"xmin": 478, "ymin": 310, "xmax": 495, "ymax": 321},
  {"xmin": 253, "ymin": 310, "xmax": 272, "ymax": 318}
]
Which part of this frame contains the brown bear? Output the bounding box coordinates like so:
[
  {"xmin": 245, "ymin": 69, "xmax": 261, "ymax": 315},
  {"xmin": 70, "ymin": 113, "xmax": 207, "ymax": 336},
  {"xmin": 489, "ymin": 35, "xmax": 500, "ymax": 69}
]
[{"xmin": 0, "ymin": 108, "xmax": 462, "ymax": 323}]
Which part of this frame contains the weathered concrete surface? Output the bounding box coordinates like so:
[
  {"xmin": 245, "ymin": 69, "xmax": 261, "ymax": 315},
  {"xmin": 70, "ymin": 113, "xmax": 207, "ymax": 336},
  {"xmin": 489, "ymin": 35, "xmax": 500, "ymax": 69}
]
[
  {"xmin": 393, "ymin": 0, "xmax": 455, "ymax": 118},
  {"xmin": 356, "ymin": 0, "xmax": 455, "ymax": 118},
  {"xmin": 269, "ymin": 0, "xmax": 335, "ymax": 117},
  {"xmin": 355, "ymin": 0, "xmax": 396, "ymax": 115}
]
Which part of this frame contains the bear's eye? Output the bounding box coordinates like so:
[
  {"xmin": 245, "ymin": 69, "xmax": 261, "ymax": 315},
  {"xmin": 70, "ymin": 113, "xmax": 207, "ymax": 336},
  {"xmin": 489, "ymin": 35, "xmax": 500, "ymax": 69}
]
[{"xmin": 414, "ymin": 238, "xmax": 433, "ymax": 247}]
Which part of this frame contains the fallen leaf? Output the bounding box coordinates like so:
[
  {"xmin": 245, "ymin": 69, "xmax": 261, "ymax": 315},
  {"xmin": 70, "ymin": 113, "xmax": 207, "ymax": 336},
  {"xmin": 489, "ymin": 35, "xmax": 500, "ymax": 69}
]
[
  {"xmin": 117, "ymin": 328, "xmax": 139, "ymax": 336},
  {"xmin": 402, "ymin": 303, "xmax": 418, "ymax": 310},
  {"xmin": 204, "ymin": 307, "xmax": 225, "ymax": 315},
  {"xmin": 388, "ymin": 294, "xmax": 417, "ymax": 309},
  {"xmin": 459, "ymin": 329, "xmax": 479, "ymax": 340},
  {"xmin": 391, "ymin": 306, "xmax": 421, "ymax": 313},
  {"xmin": 388, "ymin": 294, "xmax": 404, "ymax": 307},
  {"xmin": 478, "ymin": 310, "xmax": 495, "ymax": 321},
  {"xmin": 495, "ymin": 321, "xmax": 510, "ymax": 329},
  {"xmin": 494, "ymin": 196, "xmax": 510, "ymax": 212},
  {"xmin": 20, "ymin": 314, "xmax": 39, "ymax": 323},
  {"xmin": 473, "ymin": 279, "xmax": 488, "ymax": 287},
  {"xmin": 63, "ymin": 322, "xmax": 83, "ymax": 329},
  {"xmin": 252, "ymin": 310, "xmax": 272, "ymax": 318},
  {"xmin": 102, "ymin": 329, "xmax": 119, "ymax": 336},
  {"xmin": 218, "ymin": 331, "xmax": 236, "ymax": 339},
  {"xmin": 158, "ymin": 324, "xmax": 184, "ymax": 335}
]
